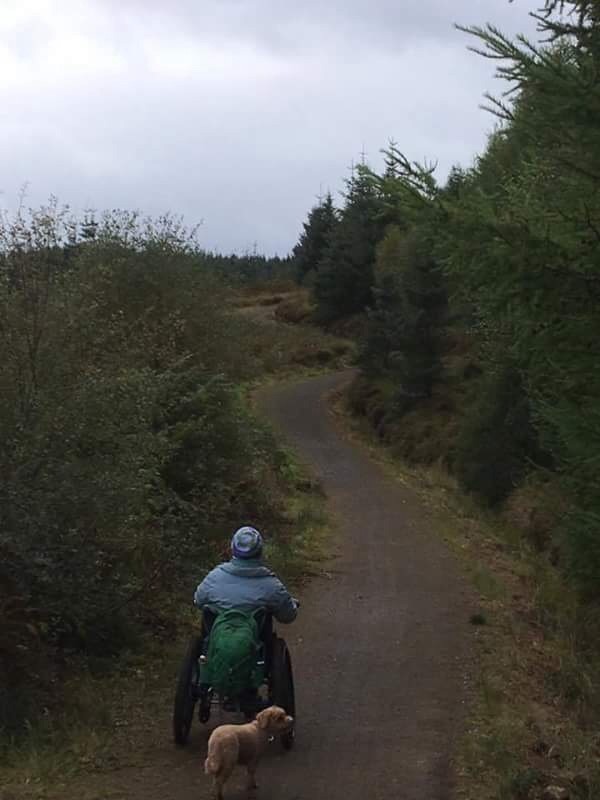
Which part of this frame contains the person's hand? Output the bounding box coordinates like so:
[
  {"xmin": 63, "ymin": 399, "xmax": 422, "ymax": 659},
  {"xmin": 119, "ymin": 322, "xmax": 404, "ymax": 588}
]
[{"xmin": 293, "ymin": 597, "xmax": 301, "ymax": 609}]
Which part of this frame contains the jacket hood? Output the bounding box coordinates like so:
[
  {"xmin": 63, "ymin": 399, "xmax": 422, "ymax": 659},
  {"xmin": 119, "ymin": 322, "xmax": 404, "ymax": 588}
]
[{"xmin": 220, "ymin": 558, "xmax": 274, "ymax": 578}]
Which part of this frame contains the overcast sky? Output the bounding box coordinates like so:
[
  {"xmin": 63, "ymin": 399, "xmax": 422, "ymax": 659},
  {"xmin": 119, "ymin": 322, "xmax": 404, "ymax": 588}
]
[{"xmin": 0, "ymin": 0, "xmax": 540, "ymax": 254}]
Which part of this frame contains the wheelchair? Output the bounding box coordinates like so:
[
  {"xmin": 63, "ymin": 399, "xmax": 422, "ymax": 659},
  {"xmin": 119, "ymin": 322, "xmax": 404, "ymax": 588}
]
[{"xmin": 173, "ymin": 607, "xmax": 295, "ymax": 750}]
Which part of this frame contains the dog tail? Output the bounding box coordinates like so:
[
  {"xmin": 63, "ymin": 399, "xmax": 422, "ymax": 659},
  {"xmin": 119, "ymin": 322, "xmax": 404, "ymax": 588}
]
[{"xmin": 205, "ymin": 753, "xmax": 220, "ymax": 776}]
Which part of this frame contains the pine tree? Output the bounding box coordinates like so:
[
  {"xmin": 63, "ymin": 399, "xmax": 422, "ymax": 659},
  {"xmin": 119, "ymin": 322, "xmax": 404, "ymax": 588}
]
[
  {"xmin": 293, "ymin": 193, "xmax": 338, "ymax": 285},
  {"xmin": 363, "ymin": 226, "xmax": 447, "ymax": 411},
  {"xmin": 451, "ymin": 1, "xmax": 600, "ymax": 594},
  {"xmin": 313, "ymin": 165, "xmax": 384, "ymax": 322}
]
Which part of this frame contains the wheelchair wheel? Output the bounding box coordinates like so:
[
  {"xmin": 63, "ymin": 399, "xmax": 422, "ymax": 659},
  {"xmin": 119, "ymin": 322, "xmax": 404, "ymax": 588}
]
[
  {"xmin": 173, "ymin": 635, "xmax": 203, "ymax": 746},
  {"xmin": 270, "ymin": 635, "xmax": 296, "ymax": 750}
]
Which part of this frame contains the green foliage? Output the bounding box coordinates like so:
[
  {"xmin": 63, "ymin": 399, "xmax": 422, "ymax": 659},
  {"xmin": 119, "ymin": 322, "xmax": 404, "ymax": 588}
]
[
  {"xmin": 0, "ymin": 205, "xmax": 301, "ymax": 734},
  {"xmin": 376, "ymin": 141, "xmax": 438, "ymax": 226},
  {"xmin": 313, "ymin": 166, "xmax": 385, "ymax": 322},
  {"xmin": 469, "ymin": 613, "xmax": 487, "ymax": 626},
  {"xmin": 509, "ymin": 767, "xmax": 544, "ymax": 799},
  {"xmin": 454, "ymin": 363, "xmax": 543, "ymax": 506},
  {"xmin": 293, "ymin": 194, "xmax": 338, "ymax": 285},
  {"xmin": 362, "ymin": 225, "xmax": 447, "ymax": 412},
  {"xmin": 443, "ymin": 3, "xmax": 600, "ymax": 589}
]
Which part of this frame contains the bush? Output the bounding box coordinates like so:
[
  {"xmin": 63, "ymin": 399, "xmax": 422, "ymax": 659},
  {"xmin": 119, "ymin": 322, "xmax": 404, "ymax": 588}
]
[
  {"xmin": 274, "ymin": 293, "xmax": 313, "ymax": 324},
  {"xmin": 0, "ymin": 205, "xmax": 299, "ymax": 733}
]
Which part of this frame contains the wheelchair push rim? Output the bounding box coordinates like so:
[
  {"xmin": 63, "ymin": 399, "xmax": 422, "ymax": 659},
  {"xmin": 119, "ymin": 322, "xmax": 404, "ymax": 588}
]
[
  {"xmin": 173, "ymin": 635, "xmax": 202, "ymax": 746},
  {"xmin": 270, "ymin": 635, "xmax": 296, "ymax": 750}
]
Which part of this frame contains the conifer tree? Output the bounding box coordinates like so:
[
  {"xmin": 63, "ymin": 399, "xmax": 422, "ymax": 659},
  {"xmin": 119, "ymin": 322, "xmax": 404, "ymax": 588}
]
[
  {"xmin": 451, "ymin": 1, "xmax": 600, "ymax": 593},
  {"xmin": 313, "ymin": 165, "xmax": 384, "ymax": 322},
  {"xmin": 363, "ymin": 225, "xmax": 447, "ymax": 411},
  {"xmin": 293, "ymin": 193, "xmax": 338, "ymax": 284}
]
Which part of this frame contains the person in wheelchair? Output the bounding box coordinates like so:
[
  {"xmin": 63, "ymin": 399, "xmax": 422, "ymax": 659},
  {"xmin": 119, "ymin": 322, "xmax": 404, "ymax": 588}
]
[{"xmin": 193, "ymin": 526, "xmax": 299, "ymax": 679}]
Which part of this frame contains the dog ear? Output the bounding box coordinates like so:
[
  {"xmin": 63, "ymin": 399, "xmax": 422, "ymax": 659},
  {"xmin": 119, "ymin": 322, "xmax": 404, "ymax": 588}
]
[{"xmin": 256, "ymin": 709, "xmax": 271, "ymax": 729}]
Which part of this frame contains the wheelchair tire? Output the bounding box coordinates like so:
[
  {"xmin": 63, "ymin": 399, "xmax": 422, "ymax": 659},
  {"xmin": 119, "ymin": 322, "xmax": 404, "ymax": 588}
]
[
  {"xmin": 173, "ymin": 635, "xmax": 203, "ymax": 746},
  {"xmin": 270, "ymin": 635, "xmax": 296, "ymax": 750}
]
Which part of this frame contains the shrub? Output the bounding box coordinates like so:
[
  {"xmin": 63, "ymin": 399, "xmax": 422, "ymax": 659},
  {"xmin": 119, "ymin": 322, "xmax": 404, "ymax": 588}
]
[{"xmin": 0, "ymin": 205, "xmax": 299, "ymax": 733}]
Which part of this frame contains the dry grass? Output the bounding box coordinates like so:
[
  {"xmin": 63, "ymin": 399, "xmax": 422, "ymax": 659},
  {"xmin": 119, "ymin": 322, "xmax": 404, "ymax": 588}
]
[
  {"xmin": 274, "ymin": 294, "xmax": 314, "ymax": 324},
  {"xmin": 231, "ymin": 283, "xmax": 304, "ymax": 310},
  {"xmin": 231, "ymin": 287, "xmax": 356, "ymax": 377},
  {"xmin": 503, "ymin": 477, "xmax": 568, "ymax": 553}
]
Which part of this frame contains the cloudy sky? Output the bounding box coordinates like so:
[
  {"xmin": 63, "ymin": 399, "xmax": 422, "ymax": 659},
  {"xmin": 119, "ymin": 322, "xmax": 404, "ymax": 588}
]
[{"xmin": 0, "ymin": 0, "xmax": 540, "ymax": 254}]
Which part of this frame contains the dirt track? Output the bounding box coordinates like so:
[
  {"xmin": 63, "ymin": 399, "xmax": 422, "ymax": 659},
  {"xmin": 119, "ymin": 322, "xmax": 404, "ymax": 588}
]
[{"xmin": 47, "ymin": 371, "xmax": 471, "ymax": 800}]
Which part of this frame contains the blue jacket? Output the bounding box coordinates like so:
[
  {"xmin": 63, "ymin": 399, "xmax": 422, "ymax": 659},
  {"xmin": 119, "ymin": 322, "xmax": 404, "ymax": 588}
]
[{"xmin": 193, "ymin": 558, "xmax": 298, "ymax": 624}]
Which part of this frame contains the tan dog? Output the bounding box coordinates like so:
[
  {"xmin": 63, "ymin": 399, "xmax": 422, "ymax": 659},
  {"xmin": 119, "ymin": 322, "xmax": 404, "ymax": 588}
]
[{"xmin": 204, "ymin": 706, "xmax": 293, "ymax": 799}]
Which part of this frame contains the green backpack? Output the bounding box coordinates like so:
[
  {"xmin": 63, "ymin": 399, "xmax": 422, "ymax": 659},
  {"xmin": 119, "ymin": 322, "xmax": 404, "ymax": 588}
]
[{"xmin": 205, "ymin": 609, "xmax": 263, "ymax": 698}]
